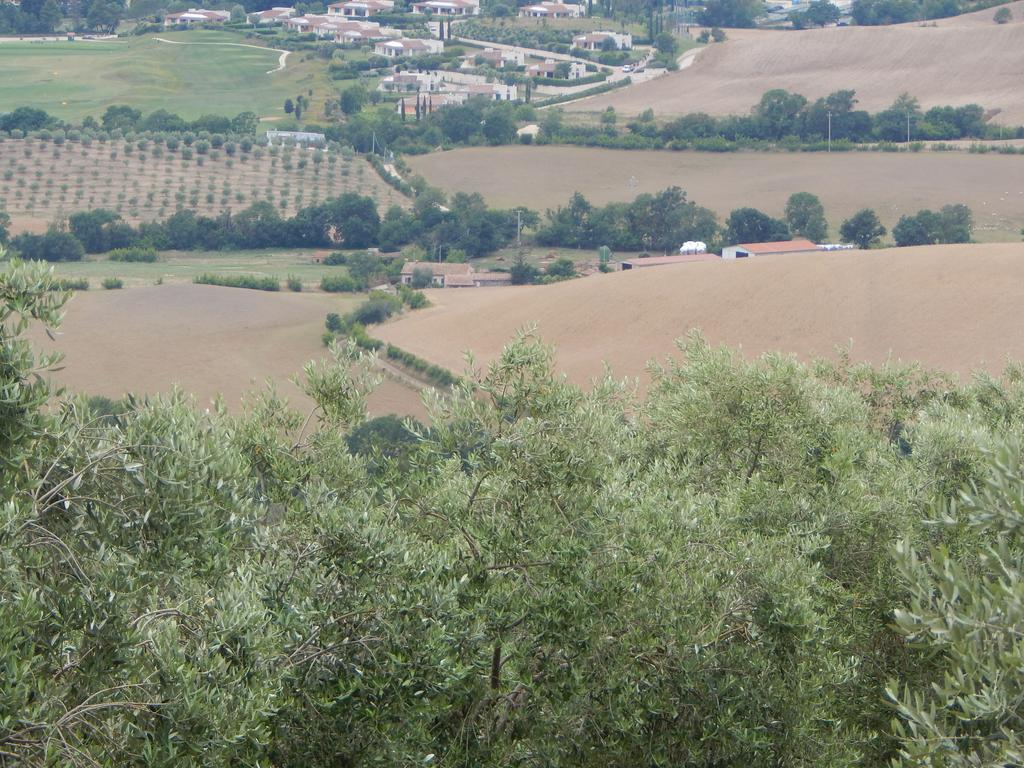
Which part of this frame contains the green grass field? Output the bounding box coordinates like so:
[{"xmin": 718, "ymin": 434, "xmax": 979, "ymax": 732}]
[
  {"xmin": 45, "ymin": 249, "xmax": 366, "ymax": 291},
  {"xmin": 0, "ymin": 31, "xmax": 331, "ymax": 121}
]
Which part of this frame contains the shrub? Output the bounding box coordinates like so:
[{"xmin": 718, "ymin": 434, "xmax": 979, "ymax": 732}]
[
  {"xmin": 102, "ymin": 277, "xmax": 124, "ymax": 289},
  {"xmin": 287, "ymin": 274, "xmax": 303, "ymax": 292}
]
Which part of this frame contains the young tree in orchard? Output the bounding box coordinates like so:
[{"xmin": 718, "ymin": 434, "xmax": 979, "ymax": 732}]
[
  {"xmin": 784, "ymin": 192, "xmax": 828, "ymax": 242},
  {"xmin": 840, "ymin": 208, "xmax": 886, "ymax": 248}
]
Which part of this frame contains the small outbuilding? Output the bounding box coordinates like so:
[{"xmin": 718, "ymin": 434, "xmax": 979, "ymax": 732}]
[{"xmin": 721, "ymin": 239, "xmax": 820, "ymax": 260}]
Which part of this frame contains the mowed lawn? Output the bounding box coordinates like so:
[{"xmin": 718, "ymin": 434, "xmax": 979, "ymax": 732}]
[{"xmin": 0, "ymin": 32, "xmax": 328, "ymax": 121}]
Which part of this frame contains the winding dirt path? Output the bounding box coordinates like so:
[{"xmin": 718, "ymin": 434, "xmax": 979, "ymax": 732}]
[{"xmin": 152, "ymin": 36, "xmax": 289, "ymax": 74}]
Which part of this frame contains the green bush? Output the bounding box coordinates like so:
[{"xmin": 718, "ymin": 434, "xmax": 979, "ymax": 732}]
[
  {"xmin": 101, "ymin": 277, "xmax": 124, "ymax": 289},
  {"xmin": 319, "ymin": 274, "xmax": 361, "ymax": 293},
  {"xmin": 287, "ymin": 274, "xmax": 303, "ymax": 292},
  {"xmin": 107, "ymin": 246, "xmax": 158, "ymax": 262},
  {"xmin": 194, "ymin": 273, "xmax": 279, "ymax": 291}
]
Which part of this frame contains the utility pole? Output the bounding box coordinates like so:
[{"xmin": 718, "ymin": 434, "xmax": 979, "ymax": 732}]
[
  {"xmin": 827, "ymin": 110, "xmax": 831, "ymax": 153},
  {"xmin": 516, "ymin": 209, "xmax": 522, "ymax": 247},
  {"xmin": 906, "ymin": 112, "xmax": 911, "ymax": 145}
]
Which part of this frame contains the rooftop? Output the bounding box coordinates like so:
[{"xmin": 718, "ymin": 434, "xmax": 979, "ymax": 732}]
[{"xmin": 736, "ymin": 239, "xmax": 820, "ymax": 254}]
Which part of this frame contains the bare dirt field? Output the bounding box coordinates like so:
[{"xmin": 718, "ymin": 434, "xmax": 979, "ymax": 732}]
[
  {"xmin": 27, "ymin": 284, "xmax": 427, "ymax": 419},
  {"xmin": 375, "ymin": 243, "xmax": 1024, "ymax": 386},
  {"xmin": 0, "ymin": 137, "xmax": 406, "ymax": 234},
  {"xmin": 406, "ymin": 145, "xmax": 1024, "ymax": 241},
  {"xmin": 564, "ymin": 11, "xmax": 1024, "ymax": 122}
]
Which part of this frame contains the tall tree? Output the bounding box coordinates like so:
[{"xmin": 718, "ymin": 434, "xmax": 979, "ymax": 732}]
[{"xmin": 784, "ymin": 192, "xmax": 828, "ymax": 242}]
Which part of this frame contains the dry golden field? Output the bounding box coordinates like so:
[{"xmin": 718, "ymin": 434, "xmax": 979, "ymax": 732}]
[
  {"xmin": 27, "ymin": 284, "xmax": 427, "ymax": 419},
  {"xmin": 0, "ymin": 137, "xmax": 406, "ymax": 234},
  {"xmin": 565, "ymin": 6, "xmax": 1024, "ymax": 121},
  {"xmin": 374, "ymin": 243, "xmax": 1024, "ymax": 385},
  {"xmin": 406, "ymin": 145, "xmax": 1024, "ymax": 242}
]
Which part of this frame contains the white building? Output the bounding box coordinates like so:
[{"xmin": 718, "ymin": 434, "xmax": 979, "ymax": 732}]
[
  {"xmin": 374, "ymin": 37, "xmax": 444, "ymax": 57},
  {"xmin": 518, "ymin": 2, "xmax": 583, "ymax": 17},
  {"xmin": 721, "ymin": 239, "xmax": 821, "ymax": 259},
  {"xmin": 247, "ymin": 6, "xmax": 296, "ymax": 24},
  {"xmin": 527, "ymin": 58, "xmax": 587, "ymax": 79},
  {"xmin": 265, "ymin": 130, "xmax": 327, "ymax": 147},
  {"xmin": 327, "ymin": 0, "xmax": 394, "ymax": 17},
  {"xmin": 411, "ymin": 0, "xmax": 480, "ymax": 15},
  {"xmin": 164, "ymin": 8, "xmax": 230, "ymax": 26},
  {"xmin": 572, "ymin": 30, "xmax": 632, "ymax": 50}
]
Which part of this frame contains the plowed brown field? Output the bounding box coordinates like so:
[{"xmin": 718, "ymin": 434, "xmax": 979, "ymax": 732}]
[
  {"xmin": 27, "ymin": 284, "xmax": 427, "ymax": 419},
  {"xmin": 565, "ymin": 6, "xmax": 1024, "ymax": 121},
  {"xmin": 407, "ymin": 146, "xmax": 1024, "ymax": 242},
  {"xmin": 374, "ymin": 243, "xmax": 1024, "ymax": 384}
]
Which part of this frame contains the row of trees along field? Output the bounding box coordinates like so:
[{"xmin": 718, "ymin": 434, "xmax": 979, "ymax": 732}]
[
  {"xmin": 0, "ymin": 187, "xmax": 974, "ymax": 266},
  {"xmin": 534, "ymin": 188, "xmax": 973, "ymax": 251},
  {"xmin": 3, "ymin": 258, "xmax": 1024, "ymax": 765},
  {"xmin": 2, "ymin": 189, "xmax": 533, "ymax": 261}
]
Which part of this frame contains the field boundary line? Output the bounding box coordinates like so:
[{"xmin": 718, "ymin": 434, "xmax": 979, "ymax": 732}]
[{"xmin": 151, "ymin": 37, "xmax": 289, "ymax": 73}]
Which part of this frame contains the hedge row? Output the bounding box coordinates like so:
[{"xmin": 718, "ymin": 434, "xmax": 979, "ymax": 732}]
[
  {"xmin": 194, "ymin": 273, "xmax": 279, "ymax": 291},
  {"xmin": 384, "ymin": 343, "xmax": 459, "ymax": 388},
  {"xmin": 107, "ymin": 246, "xmax": 158, "ymax": 263},
  {"xmin": 536, "ymin": 77, "xmax": 632, "ymax": 108}
]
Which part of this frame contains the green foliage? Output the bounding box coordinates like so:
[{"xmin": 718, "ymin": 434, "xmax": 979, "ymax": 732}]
[
  {"xmin": 893, "ymin": 204, "xmax": 973, "ymax": 246},
  {"xmin": 286, "ymin": 274, "xmax": 303, "ymax": 292},
  {"xmin": 785, "ymin": 192, "xmax": 828, "ymax": 242},
  {"xmin": 545, "ymin": 257, "xmax": 577, "ymax": 279},
  {"xmin": 101, "ymin": 276, "xmax": 124, "ymax": 289},
  {"xmin": 194, "ymin": 273, "xmax": 280, "ymax": 291},
  {"xmin": 994, "ymin": 5, "xmax": 1012, "ymax": 21},
  {"xmin": 410, "ymin": 265, "xmax": 434, "ymax": 289},
  {"xmin": 890, "ymin": 440, "xmax": 1024, "ymax": 766},
  {"xmin": 319, "ymin": 274, "xmax": 362, "ymax": 293},
  {"xmin": 724, "ymin": 206, "xmax": 791, "ymax": 245},
  {"xmin": 840, "ymin": 208, "xmax": 887, "ymax": 248},
  {"xmin": 107, "ymin": 246, "xmax": 158, "ymax": 263}
]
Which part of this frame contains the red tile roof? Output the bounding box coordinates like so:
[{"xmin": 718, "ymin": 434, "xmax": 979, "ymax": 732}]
[{"xmin": 738, "ymin": 239, "xmax": 819, "ymax": 254}]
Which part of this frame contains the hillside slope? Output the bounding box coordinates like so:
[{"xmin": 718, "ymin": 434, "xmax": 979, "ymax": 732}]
[
  {"xmin": 375, "ymin": 243, "xmax": 1024, "ymax": 383},
  {"xmin": 566, "ymin": 18, "xmax": 1024, "ymax": 121}
]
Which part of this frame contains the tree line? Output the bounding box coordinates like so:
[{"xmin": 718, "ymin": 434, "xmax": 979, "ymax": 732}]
[
  {"xmin": 3, "ymin": 258, "xmax": 1024, "ymax": 766},
  {"xmin": 5, "ymin": 190, "xmax": 531, "ymax": 263}
]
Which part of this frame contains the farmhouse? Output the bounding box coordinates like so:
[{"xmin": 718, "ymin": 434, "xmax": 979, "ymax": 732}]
[
  {"xmin": 721, "ymin": 239, "xmax": 821, "ymax": 259},
  {"xmin": 518, "ymin": 2, "xmax": 583, "ymax": 17},
  {"xmin": 247, "ymin": 6, "xmax": 296, "ymax": 24},
  {"xmin": 411, "ymin": 0, "xmax": 480, "ymax": 15},
  {"xmin": 327, "ymin": 0, "xmax": 393, "ymax": 17},
  {"xmin": 400, "ymin": 261, "xmax": 511, "ymax": 288},
  {"xmin": 164, "ymin": 8, "xmax": 230, "ymax": 25},
  {"xmin": 572, "ymin": 31, "xmax": 632, "ymax": 50},
  {"xmin": 621, "ymin": 253, "xmax": 719, "ymax": 269},
  {"xmin": 374, "ymin": 37, "xmax": 444, "ymax": 57},
  {"xmin": 396, "ymin": 94, "xmax": 453, "ymax": 116},
  {"xmin": 527, "ymin": 59, "xmax": 587, "ymax": 79}
]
